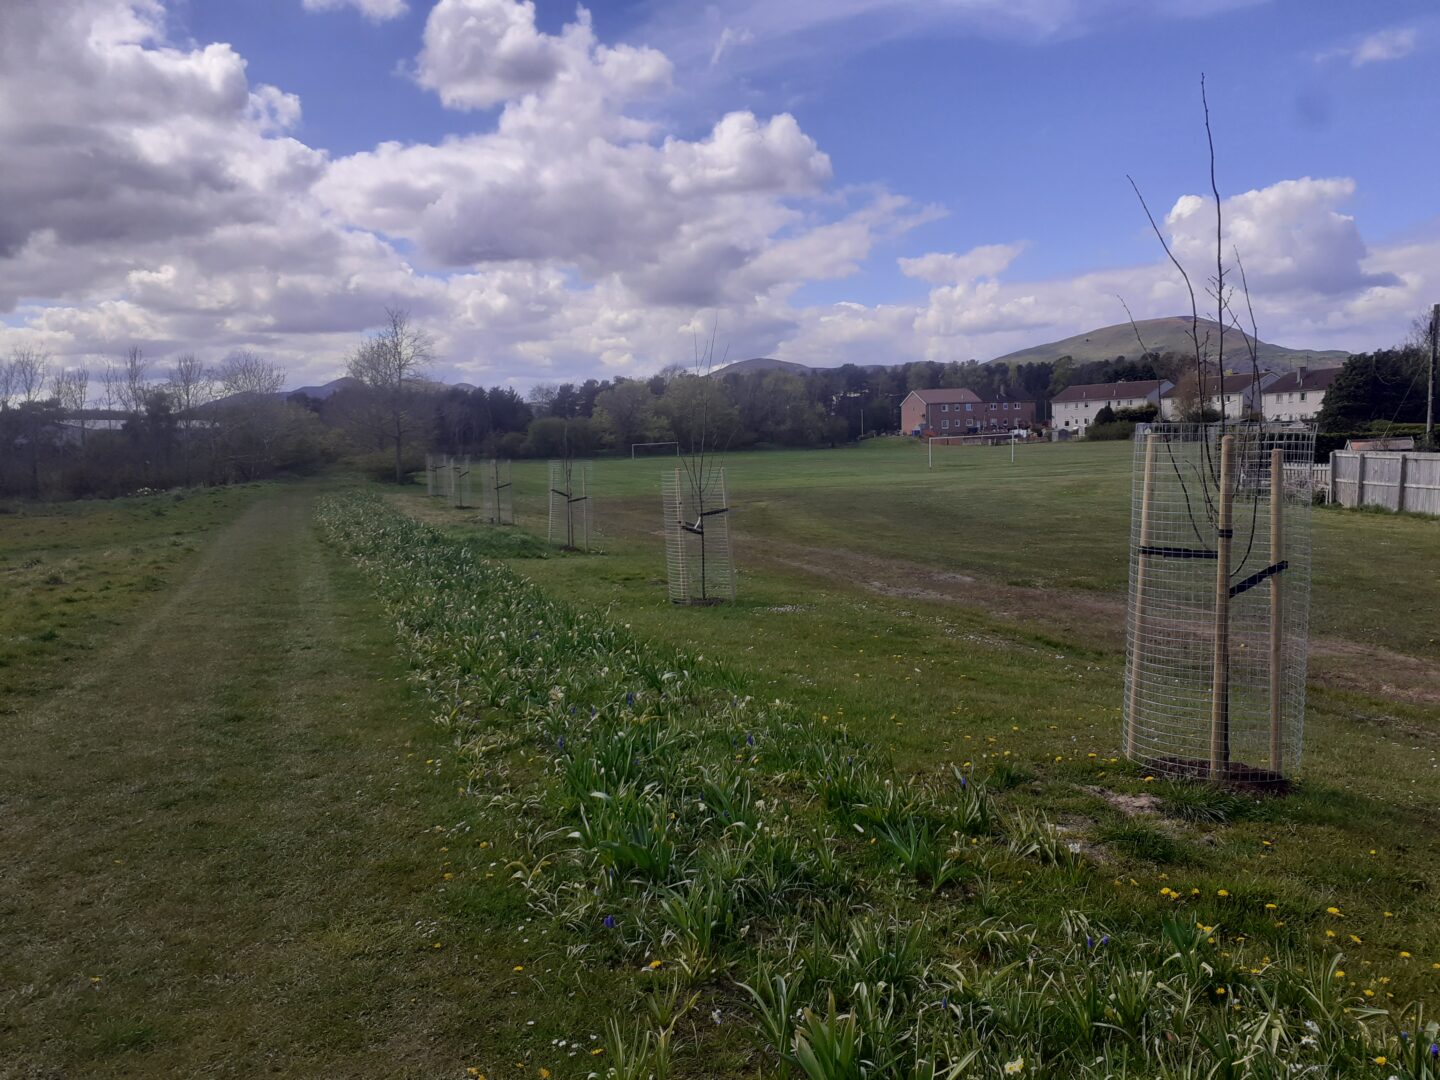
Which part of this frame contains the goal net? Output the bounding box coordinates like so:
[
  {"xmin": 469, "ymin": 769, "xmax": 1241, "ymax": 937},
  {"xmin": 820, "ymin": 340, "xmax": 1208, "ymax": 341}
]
[{"xmin": 632, "ymin": 441, "xmax": 679, "ymax": 459}]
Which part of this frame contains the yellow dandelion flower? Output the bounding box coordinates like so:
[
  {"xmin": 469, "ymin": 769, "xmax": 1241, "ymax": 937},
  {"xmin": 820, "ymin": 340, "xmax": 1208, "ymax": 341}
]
[
  {"xmin": 513, "ymin": 965, "xmax": 524, "ymax": 972},
  {"xmin": 1326, "ymin": 906, "xmax": 1342, "ymax": 916},
  {"xmin": 1334, "ymin": 970, "xmax": 1345, "ymax": 979},
  {"xmin": 647, "ymin": 959, "xmax": 663, "ymax": 969},
  {"xmin": 1325, "ymin": 930, "xmax": 1336, "ymax": 938},
  {"xmin": 1265, "ymin": 903, "xmax": 1278, "ymax": 910},
  {"xmin": 1349, "ymin": 935, "xmax": 1362, "ymax": 945},
  {"xmin": 1364, "ymin": 989, "xmax": 1376, "ymax": 997},
  {"xmin": 1400, "ymin": 951, "xmax": 1412, "ymax": 958},
  {"xmin": 1374, "ymin": 1057, "xmax": 1387, "ymax": 1066},
  {"xmin": 539, "ymin": 1069, "xmax": 551, "ymax": 1079},
  {"xmin": 1217, "ymin": 889, "xmax": 1230, "ymax": 898}
]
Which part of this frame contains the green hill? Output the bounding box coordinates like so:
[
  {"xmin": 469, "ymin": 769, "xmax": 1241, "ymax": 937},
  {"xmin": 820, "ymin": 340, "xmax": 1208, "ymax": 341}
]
[{"xmin": 988, "ymin": 316, "xmax": 1350, "ymax": 370}]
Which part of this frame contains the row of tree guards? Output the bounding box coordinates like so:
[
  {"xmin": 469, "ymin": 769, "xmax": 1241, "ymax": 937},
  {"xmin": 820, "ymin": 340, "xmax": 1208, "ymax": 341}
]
[
  {"xmin": 422, "ymin": 454, "xmax": 739, "ymax": 605},
  {"xmin": 1122, "ymin": 423, "xmax": 1316, "ymax": 788},
  {"xmin": 425, "ymin": 454, "xmax": 512, "ymax": 525}
]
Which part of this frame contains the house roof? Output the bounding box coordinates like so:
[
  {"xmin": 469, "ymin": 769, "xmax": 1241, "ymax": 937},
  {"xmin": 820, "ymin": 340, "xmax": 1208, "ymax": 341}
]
[
  {"xmin": 1051, "ymin": 380, "xmax": 1168, "ymax": 404},
  {"xmin": 1262, "ymin": 367, "xmax": 1342, "ymax": 394},
  {"xmin": 1161, "ymin": 371, "xmax": 1276, "ymax": 397},
  {"xmin": 905, "ymin": 387, "xmax": 983, "ymax": 404}
]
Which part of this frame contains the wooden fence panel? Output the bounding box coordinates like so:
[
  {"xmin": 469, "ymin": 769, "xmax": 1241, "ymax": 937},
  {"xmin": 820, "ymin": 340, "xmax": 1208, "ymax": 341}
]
[{"xmin": 1331, "ymin": 451, "xmax": 1440, "ymax": 515}]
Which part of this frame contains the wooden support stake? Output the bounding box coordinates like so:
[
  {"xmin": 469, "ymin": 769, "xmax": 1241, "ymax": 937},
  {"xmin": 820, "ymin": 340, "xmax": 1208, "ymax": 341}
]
[
  {"xmin": 1126, "ymin": 432, "xmax": 1158, "ymax": 758},
  {"xmin": 1268, "ymin": 447, "xmax": 1284, "ymax": 771},
  {"xmin": 1210, "ymin": 434, "xmax": 1235, "ymax": 778}
]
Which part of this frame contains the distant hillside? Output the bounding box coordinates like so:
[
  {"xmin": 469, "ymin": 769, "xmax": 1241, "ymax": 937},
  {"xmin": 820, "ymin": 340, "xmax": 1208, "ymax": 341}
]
[
  {"xmin": 989, "ymin": 317, "xmax": 1350, "ymax": 371},
  {"xmin": 709, "ymin": 356, "xmax": 814, "ymax": 377},
  {"xmin": 287, "ymin": 376, "xmax": 360, "ymax": 400}
]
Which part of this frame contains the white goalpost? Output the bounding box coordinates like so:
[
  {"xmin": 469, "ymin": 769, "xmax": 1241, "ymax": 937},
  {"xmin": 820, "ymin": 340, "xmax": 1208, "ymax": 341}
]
[
  {"xmin": 927, "ymin": 431, "xmax": 1024, "ymax": 468},
  {"xmin": 632, "ymin": 441, "xmax": 680, "ymax": 460}
]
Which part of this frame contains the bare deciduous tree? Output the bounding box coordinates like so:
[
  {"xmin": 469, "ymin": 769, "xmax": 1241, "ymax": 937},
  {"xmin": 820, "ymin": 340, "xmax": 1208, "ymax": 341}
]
[
  {"xmin": 8, "ymin": 346, "xmax": 51, "ymax": 405},
  {"xmin": 346, "ymin": 307, "xmax": 434, "ymax": 483},
  {"xmin": 213, "ymin": 349, "xmax": 284, "ymax": 398},
  {"xmin": 104, "ymin": 346, "xmax": 151, "ymax": 415},
  {"xmin": 168, "ymin": 353, "xmax": 215, "ymax": 424}
]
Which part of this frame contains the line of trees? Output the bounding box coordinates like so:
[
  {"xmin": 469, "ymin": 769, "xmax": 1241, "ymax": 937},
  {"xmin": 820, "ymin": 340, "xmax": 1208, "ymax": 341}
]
[
  {"xmin": 0, "ymin": 346, "xmax": 337, "ymax": 499},
  {"xmin": 7, "ymin": 300, "xmax": 1431, "ymax": 500}
]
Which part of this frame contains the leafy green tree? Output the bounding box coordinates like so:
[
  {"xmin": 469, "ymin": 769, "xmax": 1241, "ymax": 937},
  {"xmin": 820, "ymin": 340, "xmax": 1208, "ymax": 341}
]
[
  {"xmin": 1315, "ymin": 349, "xmax": 1426, "ymax": 431},
  {"xmin": 593, "ymin": 380, "xmax": 666, "ymax": 450}
]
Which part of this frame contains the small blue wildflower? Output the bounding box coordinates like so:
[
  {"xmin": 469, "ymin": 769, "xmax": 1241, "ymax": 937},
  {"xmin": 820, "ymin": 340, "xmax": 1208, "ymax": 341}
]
[
  {"xmin": 746, "ymin": 733, "xmax": 755, "ymax": 747},
  {"xmin": 557, "ymin": 736, "xmax": 566, "ymax": 751},
  {"xmin": 959, "ymin": 775, "xmax": 967, "ymax": 789},
  {"xmin": 626, "ymin": 692, "xmax": 635, "ymax": 706},
  {"xmin": 1086, "ymin": 935, "xmax": 1094, "ymax": 950},
  {"xmin": 1431, "ymin": 1042, "xmax": 1438, "ymax": 1059},
  {"xmin": 602, "ymin": 915, "xmax": 616, "ymax": 929},
  {"xmin": 1099, "ymin": 935, "xmax": 1110, "ymax": 947}
]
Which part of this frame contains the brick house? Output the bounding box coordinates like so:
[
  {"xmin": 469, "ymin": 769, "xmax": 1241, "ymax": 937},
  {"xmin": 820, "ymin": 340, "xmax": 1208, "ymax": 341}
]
[
  {"xmin": 1050, "ymin": 379, "xmax": 1172, "ymax": 434},
  {"xmin": 900, "ymin": 388, "xmax": 1037, "ymax": 435}
]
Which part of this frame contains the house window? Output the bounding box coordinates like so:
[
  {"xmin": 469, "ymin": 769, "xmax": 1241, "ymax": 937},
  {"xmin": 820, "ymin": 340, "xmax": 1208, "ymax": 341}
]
[
  {"xmin": 965, "ymin": 403, "xmax": 973, "ymax": 412},
  {"xmin": 941, "ymin": 418, "xmax": 949, "ymax": 429},
  {"xmin": 1300, "ymin": 392, "xmax": 1307, "ymax": 402},
  {"xmin": 989, "ymin": 403, "xmax": 997, "ymax": 411},
  {"xmin": 941, "ymin": 403, "xmax": 949, "ymax": 412}
]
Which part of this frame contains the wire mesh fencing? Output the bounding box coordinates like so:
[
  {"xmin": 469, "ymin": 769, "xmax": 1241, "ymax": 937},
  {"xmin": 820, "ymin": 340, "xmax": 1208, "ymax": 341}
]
[
  {"xmin": 547, "ymin": 459, "xmax": 593, "ymax": 551},
  {"xmin": 1122, "ymin": 423, "xmax": 1315, "ymax": 786},
  {"xmin": 481, "ymin": 458, "xmax": 514, "ymax": 525},
  {"xmin": 425, "ymin": 453, "xmax": 440, "ymax": 497},
  {"xmin": 662, "ymin": 466, "xmax": 736, "ymax": 604},
  {"xmin": 447, "ymin": 455, "xmax": 471, "ymax": 508}
]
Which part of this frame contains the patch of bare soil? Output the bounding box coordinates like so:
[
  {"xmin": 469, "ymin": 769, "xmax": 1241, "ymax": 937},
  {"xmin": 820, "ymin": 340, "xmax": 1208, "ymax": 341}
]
[
  {"xmin": 1085, "ymin": 786, "xmax": 1163, "ymax": 816},
  {"xmin": 1308, "ymin": 639, "xmax": 1440, "ymax": 707}
]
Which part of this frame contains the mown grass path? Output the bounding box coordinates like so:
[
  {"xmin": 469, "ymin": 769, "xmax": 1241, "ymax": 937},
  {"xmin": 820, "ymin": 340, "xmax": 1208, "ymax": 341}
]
[{"xmin": 0, "ymin": 488, "xmax": 541, "ymax": 1078}]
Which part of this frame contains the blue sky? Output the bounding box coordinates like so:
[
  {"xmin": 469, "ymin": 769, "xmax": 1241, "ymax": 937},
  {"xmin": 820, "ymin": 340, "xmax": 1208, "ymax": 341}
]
[{"xmin": 1, "ymin": 0, "xmax": 1435, "ymax": 387}]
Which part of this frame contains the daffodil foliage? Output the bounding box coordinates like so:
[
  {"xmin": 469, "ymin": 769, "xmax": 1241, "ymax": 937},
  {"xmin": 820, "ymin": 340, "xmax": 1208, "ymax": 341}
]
[{"xmin": 319, "ymin": 494, "xmax": 1437, "ymax": 1080}]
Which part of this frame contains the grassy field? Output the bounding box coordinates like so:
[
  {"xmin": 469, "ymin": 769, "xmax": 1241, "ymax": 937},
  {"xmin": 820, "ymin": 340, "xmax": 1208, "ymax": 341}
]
[
  {"xmin": 3, "ymin": 438, "xmax": 1437, "ymax": 1077},
  {"xmin": 395, "ymin": 439, "xmax": 1440, "ymax": 1014},
  {"xmin": 0, "ymin": 483, "xmax": 607, "ymax": 1076}
]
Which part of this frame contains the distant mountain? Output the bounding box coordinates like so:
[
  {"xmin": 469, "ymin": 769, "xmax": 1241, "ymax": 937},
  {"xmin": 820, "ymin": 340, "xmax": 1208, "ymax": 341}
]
[
  {"xmin": 988, "ymin": 317, "xmax": 1350, "ymax": 371},
  {"xmin": 287, "ymin": 376, "xmax": 361, "ymax": 400},
  {"xmin": 709, "ymin": 356, "xmax": 814, "ymax": 377}
]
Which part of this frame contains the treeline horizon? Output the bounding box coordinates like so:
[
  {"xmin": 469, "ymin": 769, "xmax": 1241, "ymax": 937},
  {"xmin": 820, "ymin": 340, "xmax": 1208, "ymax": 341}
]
[{"xmin": 3, "ymin": 314, "xmax": 1431, "ymax": 500}]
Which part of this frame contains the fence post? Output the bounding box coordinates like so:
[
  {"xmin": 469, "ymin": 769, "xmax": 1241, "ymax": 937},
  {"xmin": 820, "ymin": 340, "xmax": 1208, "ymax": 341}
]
[
  {"xmin": 1210, "ymin": 434, "xmax": 1235, "ymax": 777},
  {"xmin": 1357, "ymin": 452, "xmax": 1367, "ymax": 507},
  {"xmin": 1269, "ymin": 447, "xmax": 1284, "ymax": 771},
  {"xmin": 1126, "ymin": 432, "xmax": 1158, "ymax": 758},
  {"xmin": 1397, "ymin": 454, "xmax": 1409, "ymax": 513}
]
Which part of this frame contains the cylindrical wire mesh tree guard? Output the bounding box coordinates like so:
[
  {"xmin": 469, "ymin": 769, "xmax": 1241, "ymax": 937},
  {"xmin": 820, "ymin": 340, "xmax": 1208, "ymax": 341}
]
[
  {"xmin": 481, "ymin": 458, "xmax": 514, "ymax": 525},
  {"xmin": 451, "ymin": 455, "xmax": 471, "ymax": 508},
  {"xmin": 547, "ymin": 459, "xmax": 593, "ymax": 550},
  {"xmin": 662, "ymin": 466, "xmax": 736, "ymax": 604},
  {"xmin": 1122, "ymin": 423, "xmax": 1315, "ymax": 785},
  {"xmin": 425, "ymin": 453, "xmax": 439, "ymax": 497}
]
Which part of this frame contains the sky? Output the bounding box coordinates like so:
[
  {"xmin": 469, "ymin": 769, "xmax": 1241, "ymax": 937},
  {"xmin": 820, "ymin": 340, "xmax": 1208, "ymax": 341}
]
[{"xmin": 1, "ymin": 0, "xmax": 1436, "ymax": 391}]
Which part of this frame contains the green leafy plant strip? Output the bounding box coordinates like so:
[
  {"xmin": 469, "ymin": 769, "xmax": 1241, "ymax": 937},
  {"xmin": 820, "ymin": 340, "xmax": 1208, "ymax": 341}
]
[{"xmin": 319, "ymin": 493, "xmax": 1435, "ymax": 1079}]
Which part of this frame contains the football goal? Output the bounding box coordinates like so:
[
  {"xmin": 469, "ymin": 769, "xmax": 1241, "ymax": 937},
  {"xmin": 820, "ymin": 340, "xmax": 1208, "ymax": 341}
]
[
  {"xmin": 632, "ymin": 441, "xmax": 680, "ymax": 459},
  {"xmin": 927, "ymin": 431, "xmax": 1024, "ymax": 468}
]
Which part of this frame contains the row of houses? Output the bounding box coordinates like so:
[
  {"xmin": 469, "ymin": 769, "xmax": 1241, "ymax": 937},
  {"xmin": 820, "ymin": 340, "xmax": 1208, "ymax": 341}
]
[
  {"xmin": 1046, "ymin": 367, "xmax": 1342, "ymax": 434},
  {"xmin": 901, "ymin": 367, "xmax": 1342, "ymax": 438}
]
